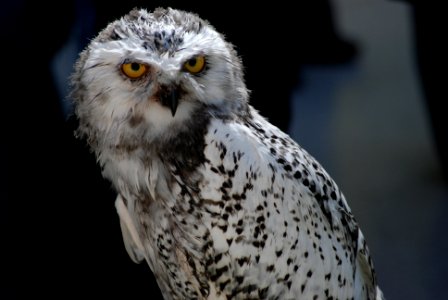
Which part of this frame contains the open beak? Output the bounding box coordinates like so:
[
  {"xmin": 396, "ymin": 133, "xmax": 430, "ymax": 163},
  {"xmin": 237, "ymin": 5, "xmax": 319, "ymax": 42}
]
[{"xmin": 160, "ymin": 85, "xmax": 179, "ymax": 117}]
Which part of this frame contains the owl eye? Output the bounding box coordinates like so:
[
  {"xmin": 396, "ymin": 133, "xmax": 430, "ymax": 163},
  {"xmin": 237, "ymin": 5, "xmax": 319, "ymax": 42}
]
[
  {"xmin": 183, "ymin": 55, "xmax": 206, "ymax": 74},
  {"xmin": 121, "ymin": 62, "xmax": 148, "ymax": 79}
]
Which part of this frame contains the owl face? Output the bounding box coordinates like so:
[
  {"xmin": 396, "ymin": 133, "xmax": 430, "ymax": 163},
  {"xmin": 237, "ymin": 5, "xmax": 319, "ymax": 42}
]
[{"xmin": 72, "ymin": 8, "xmax": 247, "ymax": 149}]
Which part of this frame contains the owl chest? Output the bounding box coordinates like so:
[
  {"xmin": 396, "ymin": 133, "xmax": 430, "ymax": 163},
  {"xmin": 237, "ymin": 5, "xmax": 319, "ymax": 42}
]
[
  {"xmin": 133, "ymin": 197, "xmax": 213, "ymax": 300},
  {"xmin": 110, "ymin": 160, "xmax": 212, "ymax": 299},
  {"xmin": 100, "ymin": 152, "xmax": 151, "ymax": 197}
]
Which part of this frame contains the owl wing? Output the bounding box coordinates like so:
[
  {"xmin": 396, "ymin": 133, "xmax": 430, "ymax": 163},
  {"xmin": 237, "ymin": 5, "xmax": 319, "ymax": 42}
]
[
  {"xmin": 115, "ymin": 195, "xmax": 145, "ymax": 263},
  {"xmin": 197, "ymin": 115, "xmax": 380, "ymax": 298}
]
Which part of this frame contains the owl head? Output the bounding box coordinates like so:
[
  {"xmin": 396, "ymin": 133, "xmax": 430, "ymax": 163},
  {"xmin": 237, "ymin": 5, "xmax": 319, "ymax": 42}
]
[{"xmin": 71, "ymin": 7, "xmax": 249, "ymax": 151}]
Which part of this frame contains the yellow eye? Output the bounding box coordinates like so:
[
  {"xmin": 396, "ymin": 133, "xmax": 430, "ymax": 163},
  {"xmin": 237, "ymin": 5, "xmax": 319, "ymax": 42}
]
[
  {"xmin": 121, "ymin": 62, "xmax": 148, "ymax": 79},
  {"xmin": 183, "ymin": 55, "xmax": 206, "ymax": 74}
]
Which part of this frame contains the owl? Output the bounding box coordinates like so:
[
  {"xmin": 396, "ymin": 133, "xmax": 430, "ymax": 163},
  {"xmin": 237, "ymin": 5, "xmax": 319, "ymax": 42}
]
[{"xmin": 70, "ymin": 7, "xmax": 384, "ymax": 300}]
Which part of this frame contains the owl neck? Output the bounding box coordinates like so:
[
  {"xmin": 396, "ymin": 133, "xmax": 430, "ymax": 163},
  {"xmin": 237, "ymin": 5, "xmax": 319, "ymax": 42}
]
[
  {"xmin": 157, "ymin": 116, "xmax": 209, "ymax": 174},
  {"xmin": 100, "ymin": 101, "xmax": 250, "ymax": 179},
  {"xmin": 152, "ymin": 101, "xmax": 249, "ymax": 170}
]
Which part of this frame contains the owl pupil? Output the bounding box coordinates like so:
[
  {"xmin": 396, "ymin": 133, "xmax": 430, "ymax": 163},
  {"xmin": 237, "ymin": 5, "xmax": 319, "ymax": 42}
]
[
  {"xmin": 131, "ymin": 63, "xmax": 140, "ymax": 71},
  {"xmin": 188, "ymin": 58, "xmax": 197, "ymax": 66}
]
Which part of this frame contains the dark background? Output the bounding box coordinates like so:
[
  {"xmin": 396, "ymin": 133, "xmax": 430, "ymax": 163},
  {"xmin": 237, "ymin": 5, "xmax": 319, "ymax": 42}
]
[{"xmin": 3, "ymin": 1, "xmax": 445, "ymax": 299}]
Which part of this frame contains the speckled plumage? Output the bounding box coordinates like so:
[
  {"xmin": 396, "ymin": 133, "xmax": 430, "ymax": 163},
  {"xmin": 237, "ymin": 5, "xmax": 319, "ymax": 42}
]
[{"xmin": 70, "ymin": 7, "xmax": 384, "ymax": 300}]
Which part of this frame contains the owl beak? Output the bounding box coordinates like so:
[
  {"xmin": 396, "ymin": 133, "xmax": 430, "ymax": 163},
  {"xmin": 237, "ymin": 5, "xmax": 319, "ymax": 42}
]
[{"xmin": 160, "ymin": 85, "xmax": 179, "ymax": 117}]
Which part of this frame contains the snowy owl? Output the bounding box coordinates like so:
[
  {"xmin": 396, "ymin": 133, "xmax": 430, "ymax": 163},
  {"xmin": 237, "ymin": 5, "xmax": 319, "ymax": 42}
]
[{"xmin": 70, "ymin": 7, "xmax": 384, "ymax": 300}]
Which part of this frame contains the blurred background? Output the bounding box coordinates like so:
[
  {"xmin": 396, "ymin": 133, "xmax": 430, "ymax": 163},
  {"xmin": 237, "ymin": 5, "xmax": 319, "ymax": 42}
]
[{"xmin": 3, "ymin": 0, "xmax": 447, "ymax": 299}]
